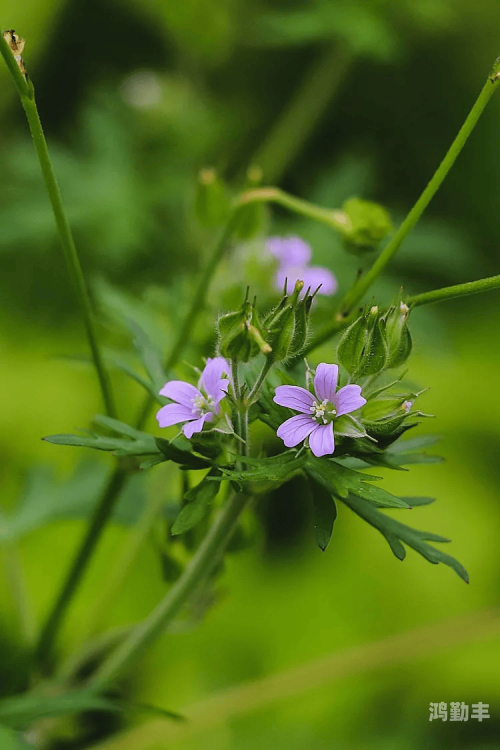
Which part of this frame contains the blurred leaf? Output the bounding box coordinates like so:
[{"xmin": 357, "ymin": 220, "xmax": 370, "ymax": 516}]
[
  {"xmin": 171, "ymin": 471, "xmax": 221, "ymax": 535},
  {"xmin": 124, "ymin": 318, "xmax": 168, "ymax": 393},
  {"xmin": 255, "ymin": 1, "xmax": 398, "ymax": 61},
  {"xmin": 44, "ymin": 416, "xmax": 159, "ymax": 457},
  {"xmin": 0, "ymin": 689, "xmax": 185, "ymax": 731},
  {"xmin": 0, "ymin": 690, "xmax": 119, "ymax": 730},
  {"xmin": 0, "ymin": 463, "xmax": 146, "ymax": 543},
  {"xmin": 0, "ymin": 724, "xmax": 32, "ymax": 749}
]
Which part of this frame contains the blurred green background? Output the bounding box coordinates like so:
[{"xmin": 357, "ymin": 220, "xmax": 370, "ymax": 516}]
[{"xmin": 1, "ymin": 0, "xmax": 500, "ymax": 747}]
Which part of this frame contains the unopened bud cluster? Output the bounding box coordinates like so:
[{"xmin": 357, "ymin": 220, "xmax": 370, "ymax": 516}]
[
  {"xmin": 338, "ymin": 298, "xmax": 412, "ymax": 379},
  {"xmin": 217, "ymin": 281, "xmax": 314, "ymax": 363}
]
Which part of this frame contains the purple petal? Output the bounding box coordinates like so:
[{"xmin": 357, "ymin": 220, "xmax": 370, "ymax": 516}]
[
  {"xmin": 274, "ymin": 385, "xmax": 315, "ymax": 413},
  {"xmin": 299, "ymin": 265, "xmax": 337, "ymax": 296},
  {"xmin": 276, "ymin": 414, "xmax": 316, "ymax": 448},
  {"xmin": 200, "ymin": 357, "xmax": 231, "ymax": 397},
  {"xmin": 334, "ymin": 384, "xmax": 367, "ymax": 416},
  {"xmin": 183, "ymin": 412, "xmax": 213, "ymax": 438},
  {"xmin": 308, "ymin": 423, "xmax": 335, "ymax": 457},
  {"xmin": 157, "ymin": 403, "xmax": 196, "ymax": 428},
  {"xmin": 159, "ymin": 380, "xmax": 199, "ymax": 407},
  {"xmin": 314, "ymin": 364, "xmax": 339, "ymax": 402},
  {"xmin": 213, "ymin": 379, "xmax": 230, "ymax": 406},
  {"xmin": 267, "ymin": 236, "xmax": 311, "ymax": 266}
]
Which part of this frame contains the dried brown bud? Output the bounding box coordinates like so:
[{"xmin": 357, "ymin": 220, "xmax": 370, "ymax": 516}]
[{"xmin": 3, "ymin": 29, "xmax": 27, "ymax": 78}]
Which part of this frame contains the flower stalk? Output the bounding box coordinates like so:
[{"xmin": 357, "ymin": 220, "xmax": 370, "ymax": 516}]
[{"xmin": 407, "ymin": 274, "xmax": 500, "ymax": 307}]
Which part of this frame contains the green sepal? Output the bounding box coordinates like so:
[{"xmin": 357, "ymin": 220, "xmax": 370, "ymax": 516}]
[{"xmin": 337, "ymin": 307, "xmax": 388, "ymax": 377}]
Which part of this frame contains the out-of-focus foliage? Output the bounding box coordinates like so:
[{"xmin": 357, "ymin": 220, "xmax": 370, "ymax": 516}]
[{"xmin": 1, "ymin": 0, "xmax": 500, "ymax": 748}]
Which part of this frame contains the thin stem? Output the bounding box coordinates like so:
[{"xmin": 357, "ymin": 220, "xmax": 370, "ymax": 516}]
[
  {"xmin": 236, "ymin": 187, "xmax": 348, "ymax": 235},
  {"xmin": 135, "ymin": 212, "xmax": 242, "ymax": 430},
  {"xmin": 231, "ymin": 359, "xmax": 242, "ymax": 442},
  {"xmin": 0, "ymin": 33, "xmax": 116, "ymax": 418},
  {"xmin": 87, "ymin": 491, "xmax": 250, "ymax": 690},
  {"xmin": 35, "ymin": 212, "xmax": 241, "ymax": 671},
  {"xmin": 34, "ymin": 467, "xmax": 128, "ymax": 670},
  {"xmin": 339, "ymin": 67, "xmax": 500, "ymax": 316},
  {"xmin": 67, "ymin": 477, "xmax": 168, "ymax": 653},
  {"xmin": 251, "ymin": 44, "xmax": 352, "ymax": 183},
  {"xmin": 408, "ymin": 274, "xmax": 500, "ymax": 307},
  {"xmin": 247, "ymin": 358, "xmax": 273, "ymax": 404}
]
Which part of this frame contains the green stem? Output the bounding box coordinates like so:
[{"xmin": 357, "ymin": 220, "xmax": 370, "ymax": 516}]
[
  {"xmin": 251, "ymin": 44, "xmax": 353, "ymax": 183},
  {"xmin": 35, "ymin": 212, "xmax": 241, "ymax": 670},
  {"xmin": 87, "ymin": 491, "xmax": 250, "ymax": 690},
  {"xmin": 0, "ymin": 33, "xmax": 116, "ymax": 418},
  {"xmin": 408, "ymin": 274, "xmax": 500, "ymax": 307},
  {"xmin": 231, "ymin": 359, "xmax": 242, "ymax": 441},
  {"xmin": 34, "ymin": 467, "xmax": 128, "ymax": 670},
  {"xmin": 135, "ymin": 212, "xmax": 242, "ymax": 430},
  {"xmin": 339, "ymin": 66, "xmax": 500, "ymax": 316},
  {"xmin": 236, "ymin": 187, "xmax": 348, "ymax": 235},
  {"xmin": 247, "ymin": 358, "xmax": 273, "ymax": 404}
]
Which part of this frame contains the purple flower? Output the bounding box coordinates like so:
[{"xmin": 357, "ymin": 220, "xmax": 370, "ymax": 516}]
[
  {"xmin": 268, "ymin": 236, "xmax": 312, "ymax": 266},
  {"xmin": 267, "ymin": 236, "xmax": 337, "ymax": 296},
  {"xmin": 156, "ymin": 357, "xmax": 230, "ymax": 439},
  {"xmin": 273, "ymin": 363, "xmax": 366, "ymax": 457}
]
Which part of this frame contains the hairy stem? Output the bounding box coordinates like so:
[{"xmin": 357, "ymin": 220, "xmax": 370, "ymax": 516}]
[
  {"xmin": 339, "ymin": 66, "xmax": 500, "ymax": 316},
  {"xmin": 0, "ymin": 33, "xmax": 116, "ymax": 418},
  {"xmin": 408, "ymin": 274, "xmax": 500, "ymax": 307},
  {"xmin": 87, "ymin": 491, "xmax": 250, "ymax": 690},
  {"xmin": 247, "ymin": 358, "xmax": 273, "ymax": 404}
]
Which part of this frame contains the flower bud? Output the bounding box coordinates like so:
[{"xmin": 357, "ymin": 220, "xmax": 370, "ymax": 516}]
[
  {"xmin": 360, "ymin": 393, "xmax": 429, "ymax": 448},
  {"xmin": 195, "ymin": 168, "xmax": 231, "ymax": 227},
  {"xmin": 337, "ymin": 306, "xmax": 388, "ymax": 377},
  {"xmin": 288, "ymin": 287, "xmax": 314, "ymax": 357},
  {"xmin": 264, "ymin": 280, "xmax": 305, "ymax": 362},
  {"xmin": 217, "ymin": 293, "xmax": 270, "ymax": 362},
  {"xmin": 381, "ymin": 300, "xmax": 412, "ymax": 369},
  {"xmin": 338, "ymin": 197, "xmax": 392, "ymax": 254}
]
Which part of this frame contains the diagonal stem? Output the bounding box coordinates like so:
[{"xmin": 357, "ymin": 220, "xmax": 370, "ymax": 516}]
[
  {"xmin": 34, "ymin": 213, "xmax": 241, "ymax": 670},
  {"xmin": 338, "ymin": 65, "xmax": 500, "ymax": 316},
  {"xmin": 0, "ymin": 32, "xmax": 116, "ymax": 418},
  {"xmin": 87, "ymin": 491, "xmax": 250, "ymax": 690}
]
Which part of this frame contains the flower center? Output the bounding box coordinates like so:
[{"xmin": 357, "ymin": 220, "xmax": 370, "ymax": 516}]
[
  {"xmin": 192, "ymin": 393, "xmax": 215, "ymax": 416},
  {"xmin": 310, "ymin": 398, "xmax": 337, "ymax": 425}
]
